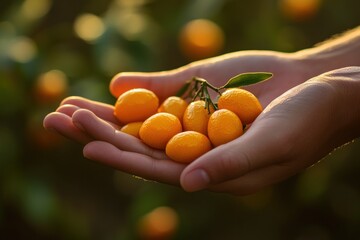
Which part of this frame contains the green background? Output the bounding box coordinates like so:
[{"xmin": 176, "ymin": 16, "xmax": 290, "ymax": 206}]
[{"xmin": 1, "ymin": 0, "xmax": 360, "ymax": 239}]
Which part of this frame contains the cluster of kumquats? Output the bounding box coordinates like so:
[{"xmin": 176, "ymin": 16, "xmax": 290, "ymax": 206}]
[{"xmin": 113, "ymin": 72, "xmax": 272, "ymax": 164}]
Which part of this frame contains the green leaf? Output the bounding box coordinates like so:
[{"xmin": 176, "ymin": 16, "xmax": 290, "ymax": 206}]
[
  {"xmin": 175, "ymin": 80, "xmax": 192, "ymax": 97},
  {"xmin": 220, "ymin": 72, "xmax": 273, "ymax": 89}
]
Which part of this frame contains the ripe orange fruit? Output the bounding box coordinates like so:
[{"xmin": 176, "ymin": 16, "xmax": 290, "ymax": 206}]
[
  {"xmin": 120, "ymin": 122, "xmax": 143, "ymax": 138},
  {"xmin": 158, "ymin": 96, "xmax": 188, "ymax": 121},
  {"xmin": 137, "ymin": 206, "xmax": 178, "ymax": 240},
  {"xmin": 139, "ymin": 113, "xmax": 182, "ymax": 150},
  {"xmin": 114, "ymin": 88, "xmax": 159, "ymax": 124},
  {"xmin": 208, "ymin": 109, "xmax": 243, "ymax": 147},
  {"xmin": 179, "ymin": 19, "xmax": 224, "ymax": 60},
  {"xmin": 217, "ymin": 88, "xmax": 262, "ymax": 125},
  {"xmin": 166, "ymin": 131, "xmax": 212, "ymax": 163},
  {"xmin": 183, "ymin": 100, "xmax": 213, "ymax": 135}
]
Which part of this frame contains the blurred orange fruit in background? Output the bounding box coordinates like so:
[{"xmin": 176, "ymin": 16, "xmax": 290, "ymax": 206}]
[
  {"xmin": 137, "ymin": 206, "xmax": 179, "ymax": 240},
  {"xmin": 279, "ymin": 0, "xmax": 322, "ymax": 22},
  {"xmin": 34, "ymin": 70, "xmax": 68, "ymax": 103},
  {"xmin": 179, "ymin": 19, "xmax": 224, "ymax": 60}
]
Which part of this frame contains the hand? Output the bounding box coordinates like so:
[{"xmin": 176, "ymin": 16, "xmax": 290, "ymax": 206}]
[
  {"xmin": 44, "ymin": 50, "xmax": 307, "ymax": 188},
  {"xmin": 181, "ymin": 67, "xmax": 360, "ymax": 195},
  {"xmin": 44, "ymin": 52, "xmax": 358, "ymax": 195},
  {"xmin": 43, "ymin": 97, "xmax": 186, "ymax": 186}
]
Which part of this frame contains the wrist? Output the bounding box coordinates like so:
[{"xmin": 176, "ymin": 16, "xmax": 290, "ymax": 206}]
[
  {"xmin": 322, "ymin": 67, "xmax": 360, "ymax": 145},
  {"xmin": 292, "ymin": 27, "xmax": 360, "ymax": 80}
]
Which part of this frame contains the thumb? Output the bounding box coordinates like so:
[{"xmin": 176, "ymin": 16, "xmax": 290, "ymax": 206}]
[
  {"xmin": 180, "ymin": 120, "xmax": 291, "ymax": 192},
  {"xmin": 109, "ymin": 66, "xmax": 199, "ymax": 100}
]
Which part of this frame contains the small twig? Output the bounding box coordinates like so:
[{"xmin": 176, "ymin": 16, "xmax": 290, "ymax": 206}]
[{"xmin": 190, "ymin": 77, "xmax": 220, "ymax": 114}]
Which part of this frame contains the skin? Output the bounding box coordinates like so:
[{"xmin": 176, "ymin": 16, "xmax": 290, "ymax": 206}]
[{"xmin": 44, "ymin": 27, "xmax": 360, "ymax": 195}]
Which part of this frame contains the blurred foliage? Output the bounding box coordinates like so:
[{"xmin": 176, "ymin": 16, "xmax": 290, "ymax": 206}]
[{"xmin": 0, "ymin": 0, "xmax": 360, "ymax": 239}]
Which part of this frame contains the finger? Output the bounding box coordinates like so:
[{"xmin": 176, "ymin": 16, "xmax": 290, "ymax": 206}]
[
  {"xmin": 43, "ymin": 112, "xmax": 92, "ymax": 144},
  {"xmin": 56, "ymin": 104, "xmax": 81, "ymax": 116},
  {"xmin": 109, "ymin": 66, "xmax": 199, "ymax": 100},
  {"xmin": 60, "ymin": 96, "xmax": 119, "ymax": 124},
  {"xmin": 57, "ymin": 104, "xmax": 121, "ymax": 130},
  {"xmin": 72, "ymin": 109, "xmax": 167, "ymax": 160},
  {"xmin": 83, "ymin": 141, "xmax": 185, "ymax": 186},
  {"xmin": 180, "ymin": 119, "xmax": 293, "ymax": 192},
  {"xmin": 207, "ymin": 161, "xmax": 298, "ymax": 196}
]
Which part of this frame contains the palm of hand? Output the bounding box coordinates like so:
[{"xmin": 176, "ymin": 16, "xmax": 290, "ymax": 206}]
[{"xmin": 43, "ymin": 51, "xmax": 312, "ymax": 192}]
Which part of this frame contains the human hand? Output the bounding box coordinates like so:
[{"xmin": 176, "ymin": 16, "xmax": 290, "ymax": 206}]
[
  {"xmin": 43, "ymin": 97, "xmax": 186, "ymax": 186},
  {"xmin": 107, "ymin": 65, "xmax": 358, "ymax": 196},
  {"xmin": 181, "ymin": 66, "xmax": 360, "ymax": 194},
  {"xmin": 44, "ymin": 50, "xmax": 307, "ymax": 188},
  {"xmin": 44, "ymin": 52, "xmax": 359, "ymax": 195}
]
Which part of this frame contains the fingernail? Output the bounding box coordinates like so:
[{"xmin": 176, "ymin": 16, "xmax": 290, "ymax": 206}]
[{"xmin": 182, "ymin": 169, "xmax": 210, "ymax": 192}]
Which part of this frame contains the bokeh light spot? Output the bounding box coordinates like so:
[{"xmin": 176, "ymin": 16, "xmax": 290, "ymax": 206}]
[
  {"xmin": 179, "ymin": 19, "xmax": 224, "ymax": 60},
  {"xmin": 279, "ymin": 0, "xmax": 322, "ymax": 21},
  {"xmin": 137, "ymin": 206, "xmax": 179, "ymax": 240},
  {"xmin": 35, "ymin": 70, "xmax": 68, "ymax": 102},
  {"xmin": 74, "ymin": 13, "xmax": 105, "ymax": 42},
  {"xmin": 116, "ymin": 0, "xmax": 147, "ymax": 8},
  {"xmin": 114, "ymin": 11, "xmax": 147, "ymax": 40},
  {"xmin": 8, "ymin": 36, "xmax": 37, "ymax": 63},
  {"xmin": 21, "ymin": 0, "xmax": 52, "ymax": 20},
  {"xmin": 99, "ymin": 46, "xmax": 133, "ymax": 76}
]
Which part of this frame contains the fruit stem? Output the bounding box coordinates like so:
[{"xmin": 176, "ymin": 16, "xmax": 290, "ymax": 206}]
[
  {"xmin": 203, "ymin": 85, "xmax": 218, "ymax": 113},
  {"xmin": 191, "ymin": 77, "xmax": 220, "ymax": 114},
  {"xmin": 193, "ymin": 77, "xmax": 221, "ymax": 94}
]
